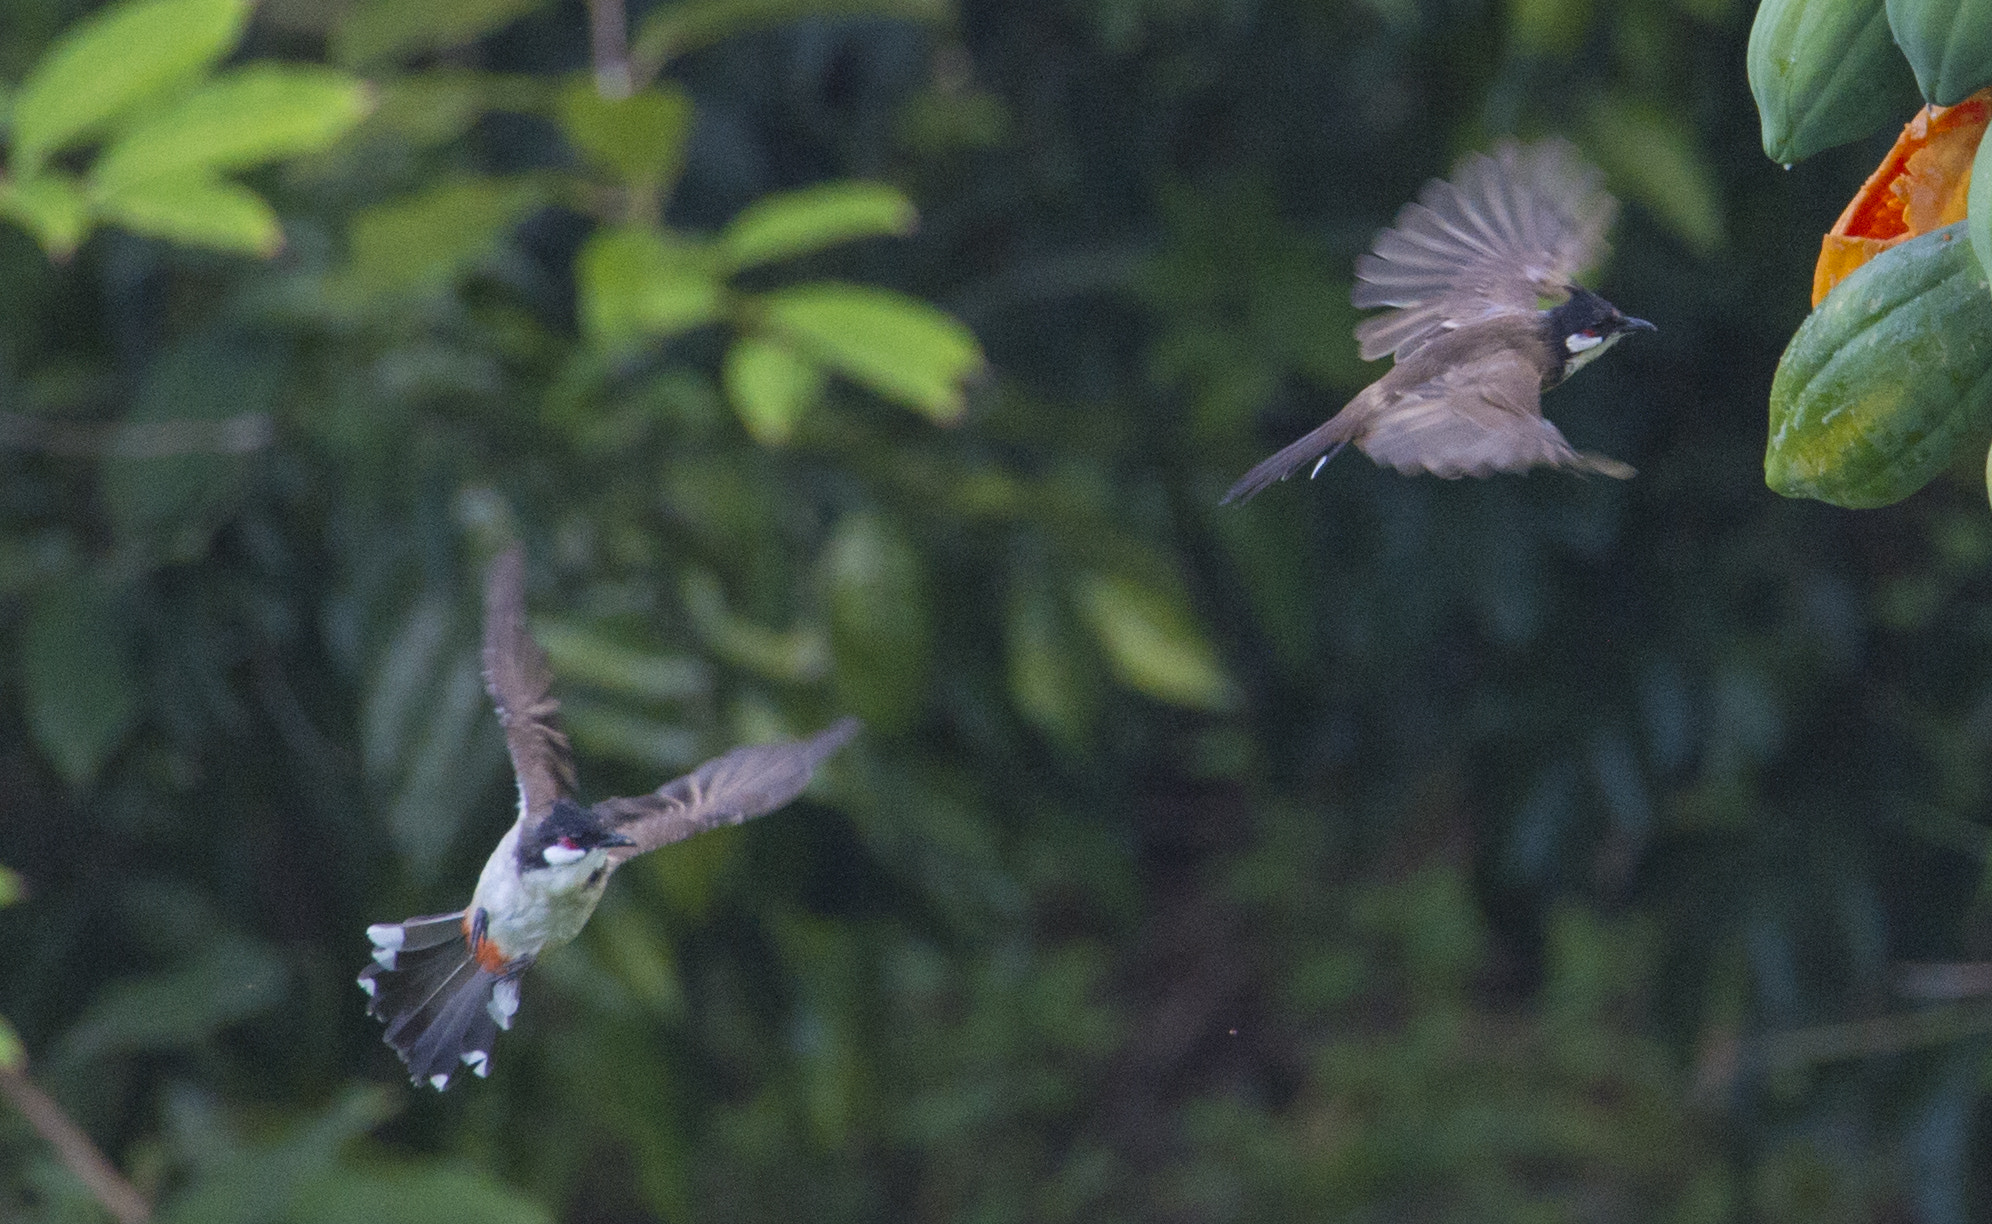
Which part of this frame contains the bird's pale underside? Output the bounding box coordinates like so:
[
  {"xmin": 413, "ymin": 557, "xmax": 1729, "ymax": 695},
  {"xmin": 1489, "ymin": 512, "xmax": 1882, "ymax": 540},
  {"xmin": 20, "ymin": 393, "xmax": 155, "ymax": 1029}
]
[{"xmin": 1223, "ymin": 139, "xmax": 1638, "ymax": 503}]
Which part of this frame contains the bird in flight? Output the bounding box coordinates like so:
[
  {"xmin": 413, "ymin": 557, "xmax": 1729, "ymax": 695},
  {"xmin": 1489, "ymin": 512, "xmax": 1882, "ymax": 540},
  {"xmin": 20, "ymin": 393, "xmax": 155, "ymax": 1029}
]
[
  {"xmin": 1222, "ymin": 139, "xmax": 1653, "ymax": 504},
  {"xmin": 360, "ymin": 545, "xmax": 859, "ymax": 1090}
]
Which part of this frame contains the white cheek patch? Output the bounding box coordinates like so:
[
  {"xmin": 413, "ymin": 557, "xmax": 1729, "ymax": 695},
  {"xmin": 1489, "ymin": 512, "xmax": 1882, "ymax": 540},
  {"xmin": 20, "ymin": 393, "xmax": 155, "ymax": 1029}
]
[
  {"xmin": 489, "ymin": 978, "xmax": 521, "ymax": 1030},
  {"xmin": 1565, "ymin": 332, "xmax": 1603, "ymax": 353},
  {"xmin": 542, "ymin": 843, "xmax": 587, "ymax": 866}
]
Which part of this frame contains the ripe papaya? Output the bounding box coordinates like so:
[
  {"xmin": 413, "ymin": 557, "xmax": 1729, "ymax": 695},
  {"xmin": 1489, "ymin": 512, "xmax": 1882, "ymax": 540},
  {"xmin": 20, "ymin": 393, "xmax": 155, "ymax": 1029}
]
[
  {"xmin": 1750, "ymin": 0, "xmax": 1921, "ymax": 163},
  {"xmin": 1767, "ymin": 222, "xmax": 1992, "ymax": 507}
]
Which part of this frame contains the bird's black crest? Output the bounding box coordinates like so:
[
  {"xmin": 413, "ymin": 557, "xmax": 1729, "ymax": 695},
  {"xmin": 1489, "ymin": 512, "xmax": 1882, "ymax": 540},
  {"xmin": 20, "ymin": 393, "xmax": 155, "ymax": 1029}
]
[{"xmin": 517, "ymin": 797, "xmax": 627, "ymax": 869}]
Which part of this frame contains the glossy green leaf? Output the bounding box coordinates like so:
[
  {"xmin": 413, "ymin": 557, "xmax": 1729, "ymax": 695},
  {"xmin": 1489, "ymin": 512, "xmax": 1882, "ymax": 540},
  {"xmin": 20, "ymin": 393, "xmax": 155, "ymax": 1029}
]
[
  {"xmin": 1749, "ymin": 0, "xmax": 1922, "ymax": 163},
  {"xmin": 719, "ymin": 181, "xmax": 919, "ymax": 271},
  {"xmin": 333, "ymin": 0, "xmax": 547, "ymax": 66},
  {"xmin": 577, "ymin": 225, "xmax": 724, "ymax": 349},
  {"xmin": 556, "ymin": 79, "xmax": 692, "ymax": 197},
  {"xmin": 91, "ymin": 66, "xmax": 374, "ymax": 195},
  {"xmin": 631, "ymin": 0, "xmax": 951, "ymax": 71},
  {"xmin": 1074, "ymin": 572, "xmax": 1239, "ymax": 712},
  {"xmin": 8, "ymin": 0, "xmax": 250, "ymax": 176},
  {"xmin": 0, "ymin": 172, "xmax": 90, "ymax": 258},
  {"xmin": 1768, "ymin": 223, "xmax": 1992, "ymax": 507},
  {"xmin": 823, "ymin": 512, "xmax": 934, "ymax": 731},
  {"xmin": 1969, "ymin": 125, "xmax": 1992, "ymax": 283},
  {"xmin": 22, "ymin": 574, "xmax": 140, "ymax": 787},
  {"xmin": 1885, "ymin": 0, "xmax": 1992, "ymax": 103},
  {"xmin": 95, "ymin": 176, "xmax": 282, "ymax": 256},
  {"xmin": 340, "ymin": 177, "xmax": 543, "ymax": 295},
  {"xmin": 724, "ymin": 336, "xmax": 826, "ymax": 443},
  {"xmin": 758, "ymin": 283, "xmax": 984, "ymax": 422}
]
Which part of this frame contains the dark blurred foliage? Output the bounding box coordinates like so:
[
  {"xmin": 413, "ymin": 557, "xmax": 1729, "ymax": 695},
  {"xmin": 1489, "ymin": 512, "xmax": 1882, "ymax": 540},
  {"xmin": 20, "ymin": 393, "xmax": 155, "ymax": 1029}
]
[{"xmin": 4, "ymin": 0, "xmax": 1992, "ymax": 1220}]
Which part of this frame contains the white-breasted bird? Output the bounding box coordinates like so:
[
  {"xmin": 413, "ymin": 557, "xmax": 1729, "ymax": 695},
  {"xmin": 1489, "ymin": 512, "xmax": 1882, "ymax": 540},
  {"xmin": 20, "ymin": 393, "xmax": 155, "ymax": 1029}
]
[
  {"xmin": 359, "ymin": 546, "xmax": 859, "ymax": 1090},
  {"xmin": 1222, "ymin": 139, "xmax": 1654, "ymax": 503}
]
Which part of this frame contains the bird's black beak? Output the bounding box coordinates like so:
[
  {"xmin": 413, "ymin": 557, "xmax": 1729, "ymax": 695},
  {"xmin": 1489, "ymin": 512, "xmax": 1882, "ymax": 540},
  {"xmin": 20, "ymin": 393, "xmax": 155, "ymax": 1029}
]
[
  {"xmin": 599, "ymin": 831, "xmax": 636, "ymax": 849},
  {"xmin": 1622, "ymin": 316, "xmax": 1657, "ymax": 333}
]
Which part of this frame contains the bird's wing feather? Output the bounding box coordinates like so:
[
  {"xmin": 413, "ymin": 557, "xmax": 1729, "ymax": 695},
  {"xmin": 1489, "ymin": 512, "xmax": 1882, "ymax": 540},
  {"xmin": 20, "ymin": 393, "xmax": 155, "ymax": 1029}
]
[
  {"xmin": 1351, "ymin": 140, "xmax": 1616, "ymax": 361},
  {"xmin": 481, "ymin": 545, "xmax": 575, "ymax": 829},
  {"xmin": 595, "ymin": 717, "xmax": 860, "ymax": 859},
  {"xmin": 1354, "ymin": 350, "xmax": 1633, "ymax": 479}
]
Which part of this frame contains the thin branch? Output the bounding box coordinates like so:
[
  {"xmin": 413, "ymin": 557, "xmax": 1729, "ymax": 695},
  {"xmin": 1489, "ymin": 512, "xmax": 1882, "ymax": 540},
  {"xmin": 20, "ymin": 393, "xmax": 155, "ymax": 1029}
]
[
  {"xmin": 587, "ymin": 0, "xmax": 633, "ymax": 99},
  {"xmin": 0, "ymin": 1065, "xmax": 151, "ymax": 1224}
]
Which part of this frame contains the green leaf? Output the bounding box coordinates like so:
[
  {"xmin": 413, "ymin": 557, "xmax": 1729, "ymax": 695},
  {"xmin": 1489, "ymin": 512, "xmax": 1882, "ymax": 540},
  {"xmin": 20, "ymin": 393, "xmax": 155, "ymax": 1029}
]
[
  {"xmin": 1749, "ymin": 0, "xmax": 1922, "ymax": 163},
  {"xmin": 333, "ymin": 0, "xmax": 547, "ymax": 67},
  {"xmin": 534, "ymin": 621, "xmax": 712, "ymax": 703},
  {"xmin": 91, "ymin": 66, "xmax": 375, "ymax": 195},
  {"xmin": 1073, "ymin": 572, "xmax": 1239, "ymax": 712},
  {"xmin": 0, "ymin": 172, "xmax": 90, "ymax": 258},
  {"xmin": 556, "ymin": 79, "xmax": 692, "ymax": 197},
  {"xmin": 0, "ymin": 1016, "xmax": 22, "ymax": 1071},
  {"xmin": 22, "ymin": 573, "xmax": 140, "ymax": 787},
  {"xmin": 157, "ymin": 1087, "xmax": 398, "ymax": 1224},
  {"xmin": 719, "ymin": 181, "xmax": 919, "ymax": 271},
  {"xmin": 59, "ymin": 936, "xmax": 285, "ymax": 1060},
  {"xmin": 1886, "ymin": 0, "xmax": 1992, "ymax": 104},
  {"xmin": 0, "ymin": 866, "xmax": 21, "ymax": 907},
  {"xmin": 758, "ymin": 283, "xmax": 985, "ymax": 422},
  {"xmin": 1970, "ymin": 124, "xmax": 1992, "ymax": 284},
  {"xmin": 1768, "ymin": 222, "xmax": 1992, "ymax": 507},
  {"xmin": 289, "ymin": 1165, "xmax": 553, "ymax": 1224},
  {"xmin": 9, "ymin": 0, "xmax": 251, "ymax": 176},
  {"xmin": 724, "ymin": 336, "xmax": 826, "ymax": 444},
  {"xmin": 1005, "ymin": 567, "xmax": 1098, "ymax": 749},
  {"xmin": 823, "ymin": 512, "xmax": 933, "ymax": 732},
  {"xmin": 95, "ymin": 176, "xmax": 282, "ymax": 256},
  {"xmin": 632, "ymin": 0, "xmax": 950, "ymax": 71},
  {"xmin": 577, "ymin": 225, "xmax": 724, "ymax": 350},
  {"xmin": 340, "ymin": 177, "xmax": 544, "ymax": 296},
  {"xmin": 1584, "ymin": 102, "xmax": 1723, "ymax": 253}
]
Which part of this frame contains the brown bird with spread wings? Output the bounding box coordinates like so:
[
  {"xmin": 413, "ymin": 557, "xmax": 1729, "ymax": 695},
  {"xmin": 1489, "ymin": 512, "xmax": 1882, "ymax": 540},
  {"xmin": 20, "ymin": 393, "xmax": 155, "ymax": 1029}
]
[
  {"xmin": 360, "ymin": 546, "xmax": 859, "ymax": 1089},
  {"xmin": 1222, "ymin": 139, "xmax": 1652, "ymax": 503}
]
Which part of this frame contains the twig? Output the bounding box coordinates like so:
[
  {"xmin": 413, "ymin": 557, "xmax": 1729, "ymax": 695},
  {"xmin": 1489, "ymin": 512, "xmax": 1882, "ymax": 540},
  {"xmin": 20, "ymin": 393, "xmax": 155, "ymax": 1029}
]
[
  {"xmin": 587, "ymin": 0, "xmax": 633, "ymax": 99},
  {"xmin": 0, "ymin": 1065, "xmax": 151, "ymax": 1224}
]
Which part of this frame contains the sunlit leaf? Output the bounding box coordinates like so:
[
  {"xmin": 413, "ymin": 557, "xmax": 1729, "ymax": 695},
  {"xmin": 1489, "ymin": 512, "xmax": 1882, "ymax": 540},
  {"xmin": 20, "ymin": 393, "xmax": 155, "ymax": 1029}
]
[
  {"xmin": 535, "ymin": 621, "xmax": 712, "ymax": 703},
  {"xmin": 9, "ymin": 0, "xmax": 251, "ymax": 176},
  {"xmin": 556, "ymin": 79, "xmax": 692, "ymax": 198},
  {"xmin": 96, "ymin": 176, "xmax": 282, "ymax": 257},
  {"xmin": 560, "ymin": 699, "xmax": 702, "ymax": 774},
  {"xmin": 0, "ymin": 172, "xmax": 90, "ymax": 258},
  {"xmin": 823, "ymin": 512, "xmax": 933, "ymax": 731},
  {"xmin": 577, "ymin": 224, "xmax": 724, "ymax": 349},
  {"xmin": 340, "ymin": 177, "xmax": 544, "ymax": 295},
  {"xmin": 333, "ymin": 0, "xmax": 548, "ymax": 67},
  {"xmin": 724, "ymin": 336, "xmax": 825, "ymax": 443},
  {"xmin": 758, "ymin": 283, "xmax": 984, "ymax": 422},
  {"xmin": 91, "ymin": 66, "xmax": 374, "ymax": 195},
  {"xmin": 680, "ymin": 569, "xmax": 830, "ymax": 683},
  {"xmin": 719, "ymin": 181, "xmax": 918, "ymax": 271},
  {"xmin": 1073, "ymin": 572, "xmax": 1239, "ymax": 712},
  {"xmin": 22, "ymin": 573, "xmax": 140, "ymax": 787}
]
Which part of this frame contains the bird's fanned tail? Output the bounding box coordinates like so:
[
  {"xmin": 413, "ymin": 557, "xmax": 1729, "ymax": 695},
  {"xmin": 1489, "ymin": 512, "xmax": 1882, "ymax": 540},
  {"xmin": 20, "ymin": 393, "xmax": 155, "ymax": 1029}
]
[{"xmin": 358, "ymin": 911, "xmax": 522, "ymax": 1090}]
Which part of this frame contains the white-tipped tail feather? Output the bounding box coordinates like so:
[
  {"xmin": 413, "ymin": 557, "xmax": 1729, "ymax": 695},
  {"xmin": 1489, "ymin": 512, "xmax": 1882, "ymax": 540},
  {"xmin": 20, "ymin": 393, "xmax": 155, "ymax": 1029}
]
[{"xmin": 357, "ymin": 911, "xmax": 525, "ymax": 1090}]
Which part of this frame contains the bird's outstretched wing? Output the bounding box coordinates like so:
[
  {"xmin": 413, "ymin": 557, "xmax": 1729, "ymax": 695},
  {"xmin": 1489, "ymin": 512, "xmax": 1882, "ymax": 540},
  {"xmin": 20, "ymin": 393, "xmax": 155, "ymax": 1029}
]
[
  {"xmin": 594, "ymin": 717, "xmax": 861, "ymax": 859},
  {"xmin": 482, "ymin": 545, "xmax": 575, "ymax": 827},
  {"xmin": 1351, "ymin": 140, "xmax": 1616, "ymax": 361},
  {"xmin": 1356, "ymin": 349, "xmax": 1633, "ymax": 479}
]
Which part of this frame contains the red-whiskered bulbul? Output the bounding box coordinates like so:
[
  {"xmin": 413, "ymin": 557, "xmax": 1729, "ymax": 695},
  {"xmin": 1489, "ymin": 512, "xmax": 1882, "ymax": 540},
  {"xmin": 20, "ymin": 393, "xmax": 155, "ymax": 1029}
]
[
  {"xmin": 360, "ymin": 546, "xmax": 859, "ymax": 1089},
  {"xmin": 1222, "ymin": 139, "xmax": 1654, "ymax": 503}
]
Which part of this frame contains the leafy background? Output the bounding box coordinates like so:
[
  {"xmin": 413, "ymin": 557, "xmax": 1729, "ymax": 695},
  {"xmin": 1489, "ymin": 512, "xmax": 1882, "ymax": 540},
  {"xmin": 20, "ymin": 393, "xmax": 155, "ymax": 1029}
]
[{"xmin": 3, "ymin": 0, "xmax": 1990, "ymax": 1220}]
